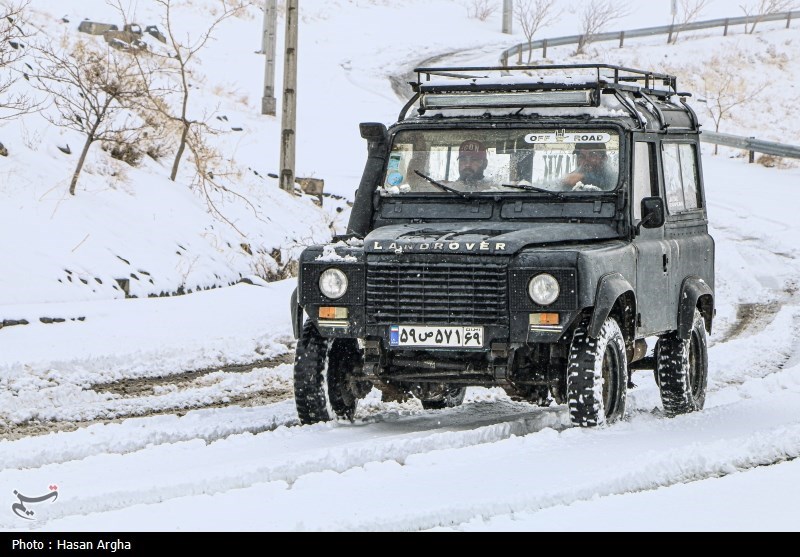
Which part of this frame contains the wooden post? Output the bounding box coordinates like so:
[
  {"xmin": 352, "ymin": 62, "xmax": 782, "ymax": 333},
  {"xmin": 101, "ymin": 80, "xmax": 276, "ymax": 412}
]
[
  {"xmin": 723, "ymin": 18, "xmax": 729, "ymax": 36},
  {"xmin": 749, "ymin": 138, "xmax": 756, "ymax": 163},
  {"xmin": 667, "ymin": 24, "xmax": 674, "ymax": 43},
  {"xmin": 619, "ymin": 31, "xmax": 625, "ymax": 48},
  {"xmin": 542, "ymin": 39, "xmax": 548, "ymax": 59},
  {"xmin": 788, "ymin": 12, "xmax": 793, "ymax": 28},
  {"xmin": 279, "ymin": 0, "xmax": 299, "ymax": 194},
  {"xmin": 517, "ymin": 48, "xmax": 522, "ymax": 64}
]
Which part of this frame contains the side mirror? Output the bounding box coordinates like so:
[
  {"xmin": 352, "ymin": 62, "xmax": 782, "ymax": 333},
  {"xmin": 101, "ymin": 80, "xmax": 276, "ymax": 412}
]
[{"xmin": 637, "ymin": 197, "xmax": 665, "ymax": 232}]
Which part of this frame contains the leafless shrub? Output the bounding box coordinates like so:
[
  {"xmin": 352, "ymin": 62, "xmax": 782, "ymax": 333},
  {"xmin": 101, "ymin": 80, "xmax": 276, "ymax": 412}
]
[
  {"xmin": 755, "ymin": 153, "xmax": 796, "ymax": 168},
  {"xmin": 0, "ymin": 1, "xmax": 34, "ymax": 120},
  {"xmin": 102, "ymin": 138, "xmax": 143, "ymax": 166},
  {"xmin": 689, "ymin": 54, "xmax": 769, "ymax": 154},
  {"xmin": 114, "ymin": 0, "xmax": 247, "ymax": 182},
  {"xmin": 575, "ymin": 0, "xmax": 631, "ymax": 55},
  {"xmin": 466, "ymin": 0, "xmax": 498, "ymax": 21},
  {"xmin": 33, "ymin": 39, "xmax": 151, "ymax": 194},
  {"xmin": 515, "ymin": 0, "xmax": 560, "ymax": 63},
  {"xmin": 669, "ymin": 0, "xmax": 711, "ymax": 44},
  {"xmin": 740, "ymin": 0, "xmax": 799, "ymax": 33},
  {"xmin": 252, "ymin": 248, "xmax": 298, "ymax": 282}
]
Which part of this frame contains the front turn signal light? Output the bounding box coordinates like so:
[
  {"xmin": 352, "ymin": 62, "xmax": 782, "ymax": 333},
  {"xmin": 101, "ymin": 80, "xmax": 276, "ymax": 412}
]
[{"xmin": 319, "ymin": 307, "xmax": 349, "ymax": 320}]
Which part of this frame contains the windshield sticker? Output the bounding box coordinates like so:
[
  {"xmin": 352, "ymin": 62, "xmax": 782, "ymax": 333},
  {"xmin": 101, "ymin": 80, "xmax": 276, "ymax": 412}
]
[
  {"xmin": 524, "ymin": 132, "xmax": 611, "ymax": 144},
  {"xmin": 387, "ymin": 172, "xmax": 404, "ymax": 186},
  {"xmin": 388, "ymin": 155, "xmax": 402, "ymax": 170}
]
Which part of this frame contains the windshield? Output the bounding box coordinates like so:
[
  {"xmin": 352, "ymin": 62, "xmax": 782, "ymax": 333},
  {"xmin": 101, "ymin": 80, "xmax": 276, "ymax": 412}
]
[{"xmin": 381, "ymin": 128, "xmax": 620, "ymax": 196}]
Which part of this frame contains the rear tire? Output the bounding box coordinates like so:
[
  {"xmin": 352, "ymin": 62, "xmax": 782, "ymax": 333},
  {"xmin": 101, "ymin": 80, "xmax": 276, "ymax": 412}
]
[
  {"xmin": 294, "ymin": 320, "xmax": 369, "ymax": 425},
  {"xmin": 567, "ymin": 316, "xmax": 628, "ymax": 427},
  {"xmin": 655, "ymin": 309, "xmax": 708, "ymax": 417}
]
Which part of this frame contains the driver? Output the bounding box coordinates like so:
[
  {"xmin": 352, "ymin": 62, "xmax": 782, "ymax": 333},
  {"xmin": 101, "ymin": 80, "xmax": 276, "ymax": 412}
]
[{"xmin": 453, "ymin": 139, "xmax": 491, "ymax": 187}]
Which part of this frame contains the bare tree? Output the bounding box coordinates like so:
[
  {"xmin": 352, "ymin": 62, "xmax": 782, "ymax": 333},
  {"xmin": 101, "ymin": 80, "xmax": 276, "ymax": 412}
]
[
  {"xmin": 515, "ymin": 0, "xmax": 560, "ymax": 62},
  {"xmin": 696, "ymin": 61, "xmax": 768, "ymax": 154},
  {"xmin": 575, "ymin": 0, "xmax": 631, "ymax": 55},
  {"xmin": 0, "ymin": 1, "xmax": 32, "ymax": 120},
  {"xmin": 34, "ymin": 40, "xmax": 150, "ymax": 195},
  {"xmin": 669, "ymin": 0, "xmax": 711, "ymax": 44},
  {"xmin": 740, "ymin": 0, "xmax": 799, "ymax": 33},
  {"xmin": 118, "ymin": 0, "xmax": 246, "ymax": 182},
  {"xmin": 465, "ymin": 0, "xmax": 498, "ymax": 21}
]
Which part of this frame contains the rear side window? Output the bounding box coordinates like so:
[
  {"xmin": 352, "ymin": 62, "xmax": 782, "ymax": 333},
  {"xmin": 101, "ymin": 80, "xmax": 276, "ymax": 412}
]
[
  {"xmin": 679, "ymin": 144, "xmax": 700, "ymax": 210},
  {"xmin": 633, "ymin": 142, "xmax": 656, "ymax": 220},
  {"xmin": 662, "ymin": 142, "xmax": 702, "ymax": 213}
]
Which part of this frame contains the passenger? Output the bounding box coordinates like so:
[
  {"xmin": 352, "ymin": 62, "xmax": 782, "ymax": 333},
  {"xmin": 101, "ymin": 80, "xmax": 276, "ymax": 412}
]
[{"xmin": 561, "ymin": 142, "xmax": 615, "ymax": 190}]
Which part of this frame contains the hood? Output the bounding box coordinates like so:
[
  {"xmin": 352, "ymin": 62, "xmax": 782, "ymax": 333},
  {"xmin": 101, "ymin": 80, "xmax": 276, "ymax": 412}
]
[{"xmin": 364, "ymin": 222, "xmax": 620, "ymax": 255}]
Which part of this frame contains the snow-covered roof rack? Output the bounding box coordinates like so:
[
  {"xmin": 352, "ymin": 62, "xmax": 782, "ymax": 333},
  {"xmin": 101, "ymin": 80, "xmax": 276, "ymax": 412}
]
[{"xmin": 399, "ymin": 64, "xmax": 697, "ymax": 131}]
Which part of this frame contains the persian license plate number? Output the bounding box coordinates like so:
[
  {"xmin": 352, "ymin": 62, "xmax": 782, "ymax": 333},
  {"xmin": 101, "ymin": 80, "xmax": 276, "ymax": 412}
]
[{"xmin": 390, "ymin": 325, "xmax": 484, "ymax": 348}]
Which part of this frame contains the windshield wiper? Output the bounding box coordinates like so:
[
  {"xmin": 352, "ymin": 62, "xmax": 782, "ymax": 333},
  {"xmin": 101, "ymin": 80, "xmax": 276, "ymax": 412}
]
[
  {"xmin": 414, "ymin": 171, "xmax": 475, "ymax": 200},
  {"xmin": 500, "ymin": 183, "xmax": 566, "ymax": 200}
]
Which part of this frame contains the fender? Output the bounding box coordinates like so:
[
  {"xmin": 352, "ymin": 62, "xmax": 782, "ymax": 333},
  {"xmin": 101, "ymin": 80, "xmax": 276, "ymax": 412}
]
[
  {"xmin": 678, "ymin": 276, "xmax": 714, "ymax": 340},
  {"xmin": 589, "ymin": 272, "xmax": 635, "ymax": 339},
  {"xmin": 290, "ymin": 288, "xmax": 303, "ymax": 339}
]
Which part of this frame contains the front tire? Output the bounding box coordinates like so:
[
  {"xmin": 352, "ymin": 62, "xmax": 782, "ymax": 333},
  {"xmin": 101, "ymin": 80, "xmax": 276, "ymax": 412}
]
[
  {"xmin": 655, "ymin": 309, "xmax": 708, "ymax": 417},
  {"xmin": 567, "ymin": 316, "xmax": 628, "ymax": 427},
  {"xmin": 294, "ymin": 320, "xmax": 368, "ymax": 425}
]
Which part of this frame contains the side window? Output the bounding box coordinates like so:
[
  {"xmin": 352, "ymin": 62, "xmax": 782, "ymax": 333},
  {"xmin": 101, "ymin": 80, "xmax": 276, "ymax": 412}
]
[
  {"xmin": 633, "ymin": 142, "xmax": 655, "ymax": 220},
  {"xmin": 679, "ymin": 144, "xmax": 701, "ymax": 210},
  {"xmin": 662, "ymin": 143, "xmax": 685, "ymax": 213}
]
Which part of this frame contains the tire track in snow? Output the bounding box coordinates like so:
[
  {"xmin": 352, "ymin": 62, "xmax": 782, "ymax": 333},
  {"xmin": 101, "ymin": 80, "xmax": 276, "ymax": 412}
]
[
  {"xmin": 1, "ymin": 403, "xmax": 567, "ymax": 529},
  {"xmin": 19, "ymin": 390, "xmax": 800, "ymax": 532},
  {"xmin": 0, "ymin": 364, "xmax": 295, "ymax": 440},
  {"xmin": 720, "ymin": 302, "xmax": 781, "ymax": 342},
  {"xmin": 409, "ymin": 422, "xmax": 800, "ymax": 533},
  {"xmin": 91, "ymin": 354, "xmax": 295, "ymax": 398},
  {"xmin": 292, "ymin": 395, "xmax": 800, "ymax": 531}
]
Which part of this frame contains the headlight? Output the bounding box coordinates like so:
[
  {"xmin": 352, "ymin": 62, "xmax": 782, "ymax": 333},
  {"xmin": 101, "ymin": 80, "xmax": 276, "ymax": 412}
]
[
  {"xmin": 319, "ymin": 268, "xmax": 348, "ymax": 299},
  {"xmin": 528, "ymin": 274, "xmax": 560, "ymax": 306}
]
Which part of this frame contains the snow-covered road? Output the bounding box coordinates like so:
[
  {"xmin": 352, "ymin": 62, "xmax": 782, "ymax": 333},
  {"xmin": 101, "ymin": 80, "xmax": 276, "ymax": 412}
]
[
  {"xmin": 2, "ymin": 157, "xmax": 800, "ymax": 531},
  {"xmin": 3, "ymin": 0, "xmax": 800, "ymax": 531}
]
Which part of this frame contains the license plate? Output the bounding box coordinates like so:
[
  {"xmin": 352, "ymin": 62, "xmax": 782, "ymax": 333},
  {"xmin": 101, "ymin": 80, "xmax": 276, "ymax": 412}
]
[{"xmin": 389, "ymin": 325, "xmax": 484, "ymax": 348}]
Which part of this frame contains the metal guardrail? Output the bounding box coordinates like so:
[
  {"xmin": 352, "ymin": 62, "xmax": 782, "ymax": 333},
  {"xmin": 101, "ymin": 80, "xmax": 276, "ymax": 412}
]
[
  {"xmin": 701, "ymin": 131, "xmax": 800, "ymax": 161},
  {"xmin": 501, "ymin": 11, "xmax": 799, "ymax": 65}
]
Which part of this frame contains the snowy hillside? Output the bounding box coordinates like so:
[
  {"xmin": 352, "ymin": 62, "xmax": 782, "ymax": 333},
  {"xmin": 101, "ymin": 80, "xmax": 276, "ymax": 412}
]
[{"xmin": 1, "ymin": 0, "xmax": 800, "ymax": 533}]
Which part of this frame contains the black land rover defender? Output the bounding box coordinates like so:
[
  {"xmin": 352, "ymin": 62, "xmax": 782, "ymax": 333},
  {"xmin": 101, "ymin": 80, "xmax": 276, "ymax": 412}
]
[{"xmin": 290, "ymin": 65, "xmax": 714, "ymax": 427}]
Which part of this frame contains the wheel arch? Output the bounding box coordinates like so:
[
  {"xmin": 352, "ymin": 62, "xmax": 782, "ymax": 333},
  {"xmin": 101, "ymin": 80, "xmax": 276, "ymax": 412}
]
[
  {"xmin": 678, "ymin": 277, "xmax": 714, "ymax": 340},
  {"xmin": 290, "ymin": 288, "xmax": 303, "ymax": 339},
  {"xmin": 588, "ymin": 272, "xmax": 637, "ymax": 345}
]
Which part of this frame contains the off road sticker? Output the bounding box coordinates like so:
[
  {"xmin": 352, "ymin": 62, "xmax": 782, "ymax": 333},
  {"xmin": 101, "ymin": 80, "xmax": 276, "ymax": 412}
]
[{"xmin": 524, "ymin": 132, "xmax": 611, "ymax": 144}]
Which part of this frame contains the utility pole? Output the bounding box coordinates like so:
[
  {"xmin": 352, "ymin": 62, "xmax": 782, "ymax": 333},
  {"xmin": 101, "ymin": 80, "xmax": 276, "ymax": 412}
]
[
  {"xmin": 502, "ymin": 0, "xmax": 513, "ymax": 34},
  {"xmin": 279, "ymin": 0, "xmax": 299, "ymax": 195},
  {"xmin": 261, "ymin": 0, "xmax": 278, "ymax": 116}
]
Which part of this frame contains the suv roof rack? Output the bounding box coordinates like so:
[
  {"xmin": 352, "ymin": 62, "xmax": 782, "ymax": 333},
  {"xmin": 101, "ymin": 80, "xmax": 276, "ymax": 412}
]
[
  {"xmin": 413, "ymin": 64, "xmax": 679, "ymax": 97},
  {"xmin": 400, "ymin": 64, "xmax": 695, "ymax": 129}
]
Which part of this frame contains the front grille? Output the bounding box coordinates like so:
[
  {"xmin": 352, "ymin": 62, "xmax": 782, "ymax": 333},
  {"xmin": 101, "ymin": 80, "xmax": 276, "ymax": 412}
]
[{"xmin": 366, "ymin": 259, "xmax": 508, "ymax": 326}]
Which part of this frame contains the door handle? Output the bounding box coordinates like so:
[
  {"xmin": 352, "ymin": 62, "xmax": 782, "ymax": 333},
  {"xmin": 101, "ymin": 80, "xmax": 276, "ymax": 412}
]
[{"xmin": 663, "ymin": 253, "xmax": 669, "ymax": 273}]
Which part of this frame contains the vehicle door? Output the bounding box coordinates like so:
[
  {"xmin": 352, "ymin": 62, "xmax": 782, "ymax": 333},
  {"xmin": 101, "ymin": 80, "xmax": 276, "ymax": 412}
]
[
  {"xmin": 660, "ymin": 138, "xmax": 714, "ymax": 316},
  {"xmin": 632, "ymin": 138, "xmax": 675, "ymax": 335}
]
